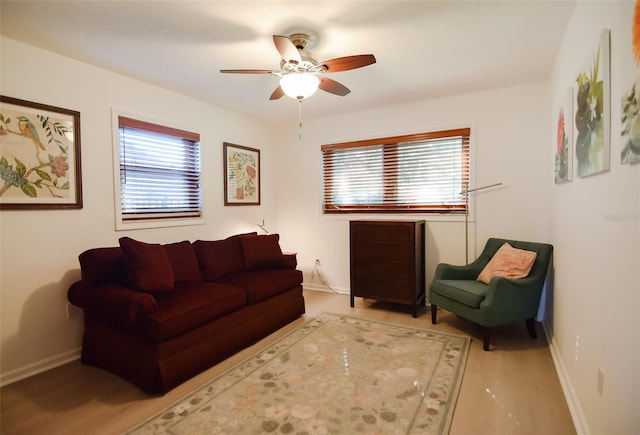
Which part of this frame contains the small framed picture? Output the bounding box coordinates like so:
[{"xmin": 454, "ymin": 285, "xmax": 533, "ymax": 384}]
[
  {"xmin": 223, "ymin": 142, "xmax": 260, "ymax": 205},
  {"xmin": 0, "ymin": 96, "xmax": 82, "ymax": 209},
  {"xmin": 555, "ymin": 88, "xmax": 573, "ymax": 184}
]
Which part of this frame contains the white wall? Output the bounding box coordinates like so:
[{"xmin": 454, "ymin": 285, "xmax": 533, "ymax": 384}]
[
  {"xmin": 548, "ymin": 2, "xmax": 639, "ymax": 434},
  {"xmin": 0, "ymin": 37, "xmax": 281, "ymax": 384},
  {"xmin": 274, "ymin": 83, "xmax": 551, "ymax": 293}
]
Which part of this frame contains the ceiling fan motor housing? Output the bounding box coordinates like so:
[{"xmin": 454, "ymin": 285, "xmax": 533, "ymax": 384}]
[
  {"xmin": 289, "ymin": 33, "xmax": 311, "ymax": 50},
  {"xmin": 281, "ymin": 33, "xmax": 320, "ymax": 73}
]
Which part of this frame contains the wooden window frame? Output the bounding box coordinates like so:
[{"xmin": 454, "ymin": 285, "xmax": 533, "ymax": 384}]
[
  {"xmin": 321, "ymin": 128, "xmax": 470, "ymax": 214},
  {"xmin": 115, "ymin": 115, "xmax": 202, "ymax": 228}
]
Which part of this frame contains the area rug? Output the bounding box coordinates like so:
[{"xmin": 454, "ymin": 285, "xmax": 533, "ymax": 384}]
[{"xmin": 127, "ymin": 313, "xmax": 470, "ymax": 435}]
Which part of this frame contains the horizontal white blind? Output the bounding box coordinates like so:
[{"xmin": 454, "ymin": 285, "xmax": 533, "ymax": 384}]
[
  {"xmin": 118, "ymin": 117, "xmax": 201, "ymax": 221},
  {"xmin": 322, "ymin": 128, "xmax": 470, "ymax": 213}
]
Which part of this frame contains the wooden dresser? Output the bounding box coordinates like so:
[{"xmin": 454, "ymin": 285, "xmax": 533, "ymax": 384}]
[{"xmin": 349, "ymin": 220, "xmax": 425, "ymax": 317}]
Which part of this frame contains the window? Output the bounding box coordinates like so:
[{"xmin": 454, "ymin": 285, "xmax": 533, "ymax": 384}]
[
  {"xmin": 117, "ymin": 116, "xmax": 202, "ymax": 224},
  {"xmin": 321, "ymin": 128, "xmax": 470, "ymax": 214}
]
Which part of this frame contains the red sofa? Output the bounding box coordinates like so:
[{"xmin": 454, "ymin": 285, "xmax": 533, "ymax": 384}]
[{"xmin": 67, "ymin": 233, "xmax": 305, "ymax": 394}]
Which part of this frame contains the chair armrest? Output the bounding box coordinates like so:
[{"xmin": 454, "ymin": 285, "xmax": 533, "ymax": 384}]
[
  {"xmin": 433, "ymin": 262, "xmax": 483, "ymax": 280},
  {"xmin": 68, "ymin": 281, "xmax": 158, "ymax": 329},
  {"xmin": 480, "ymin": 276, "xmax": 544, "ymax": 322}
]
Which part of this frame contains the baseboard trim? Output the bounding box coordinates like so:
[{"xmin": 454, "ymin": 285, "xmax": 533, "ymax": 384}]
[
  {"xmin": 541, "ymin": 321, "xmax": 590, "ymax": 435},
  {"xmin": 0, "ymin": 347, "xmax": 81, "ymax": 388},
  {"xmin": 302, "ymin": 283, "xmax": 348, "ymax": 294}
]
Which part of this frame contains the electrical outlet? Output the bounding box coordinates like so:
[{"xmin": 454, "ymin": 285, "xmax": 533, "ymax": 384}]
[
  {"xmin": 66, "ymin": 302, "xmax": 82, "ymax": 319},
  {"xmin": 597, "ymin": 368, "xmax": 604, "ymax": 396},
  {"xmin": 315, "ymin": 259, "xmax": 320, "ymax": 266}
]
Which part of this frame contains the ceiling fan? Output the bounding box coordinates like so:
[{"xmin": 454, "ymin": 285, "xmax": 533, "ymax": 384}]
[{"xmin": 220, "ymin": 33, "xmax": 376, "ymax": 101}]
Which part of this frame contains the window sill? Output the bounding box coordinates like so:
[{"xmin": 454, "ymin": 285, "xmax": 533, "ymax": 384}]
[
  {"xmin": 319, "ymin": 213, "xmax": 468, "ymax": 223},
  {"xmin": 115, "ymin": 216, "xmax": 206, "ymax": 231}
]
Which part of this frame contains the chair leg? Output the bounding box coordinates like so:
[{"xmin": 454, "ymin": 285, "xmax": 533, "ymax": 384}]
[
  {"xmin": 525, "ymin": 318, "xmax": 537, "ymax": 339},
  {"xmin": 431, "ymin": 305, "xmax": 438, "ymax": 324},
  {"xmin": 483, "ymin": 327, "xmax": 491, "ymax": 351}
]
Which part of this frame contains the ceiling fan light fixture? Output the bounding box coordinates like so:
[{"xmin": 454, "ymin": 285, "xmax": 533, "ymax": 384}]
[{"xmin": 280, "ymin": 73, "xmax": 320, "ymax": 100}]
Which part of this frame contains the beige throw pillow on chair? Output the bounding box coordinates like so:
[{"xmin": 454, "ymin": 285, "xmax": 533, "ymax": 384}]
[{"xmin": 477, "ymin": 242, "xmax": 537, "ymax": 285}]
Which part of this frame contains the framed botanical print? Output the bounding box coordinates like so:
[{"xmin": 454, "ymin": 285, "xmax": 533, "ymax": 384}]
[
  {"xmin": 621, "ymin": 2, "xmax": 640, "ymax": 164},
  {"xmin": 555, "ymin": 88, "xmax": 573, "ymax": 184},
  {"xmin": 0, "ymin": 96, "xmax": 82, "ymax": 209},
  {"xmin": 223, "ymin": 142, "xmax": 260, "ymax": 205},
  {"xmin": 574, "ymin": 29, "xmax": 610, "ymax": 177}
]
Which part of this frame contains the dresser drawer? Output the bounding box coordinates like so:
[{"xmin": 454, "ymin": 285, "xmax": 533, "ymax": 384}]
[
  {"xmin": 351, "ymin": 261, "xmax": 410, "ymax": 282},
  {"xmin": 351, "ymin": 242, "xmax": 412, "ymax": 263},
  {"xmin": 350, "ymin": 222, "xmax": 413, "ymax": 243},
  {"xmin": 351, "ymin": 278, "xmax": 412, "ymax": 301}
]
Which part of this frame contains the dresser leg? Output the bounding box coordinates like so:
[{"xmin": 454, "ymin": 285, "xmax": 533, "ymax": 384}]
[{"xmin": 350, "ymin": 295, "xmax": 354, "ymax": 307}]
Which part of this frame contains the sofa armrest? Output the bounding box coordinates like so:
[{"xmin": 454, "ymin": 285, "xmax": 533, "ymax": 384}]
[
  {"xmin": 68, "ymin": 281, "xmax": 158, "ymax": 329},
  {"xmin": 280, "ymin": 252, "xmax": 298, "ymax": 269}
]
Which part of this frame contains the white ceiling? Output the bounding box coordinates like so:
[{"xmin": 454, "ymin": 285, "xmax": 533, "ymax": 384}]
[{"xmin": 0, "ymin": 1, "xmax": 576, "ymax": 123}]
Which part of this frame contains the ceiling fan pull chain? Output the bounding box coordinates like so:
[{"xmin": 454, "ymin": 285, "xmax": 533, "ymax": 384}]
[{"xmin": 298, "ymin": 98, "xmax": 303, "ymax": 140}]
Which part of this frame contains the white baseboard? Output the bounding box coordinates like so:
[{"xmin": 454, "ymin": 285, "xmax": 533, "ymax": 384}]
[
  {"xmin": 302, "ymin": 282, "xmax": 348, "ymax": 294},
  {"xmin": 541, "ymin": 321, "xmax": 590, "ymax": 435},
  {"xmin": 0, "ymin": 347, "xmax": 81, "ymax": 388}
]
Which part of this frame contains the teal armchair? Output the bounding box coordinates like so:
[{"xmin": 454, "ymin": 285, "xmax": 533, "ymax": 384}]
[{"xmin": 429, "ymin": 238, "xmax": 553, "ymax": 351}]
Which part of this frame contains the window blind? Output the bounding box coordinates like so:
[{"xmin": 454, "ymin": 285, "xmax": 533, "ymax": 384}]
[
  {"xmin": 118, "ymin": 116, "xmax": 201, "ymax": 221},
  {"xmin": 322, "ymin": 128, "xmax": 470, "ymax": 213}
]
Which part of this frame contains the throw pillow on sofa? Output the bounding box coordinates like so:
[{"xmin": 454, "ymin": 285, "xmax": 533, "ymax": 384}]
[
  {"xmin": 241, "ymin": 234, "xmax": 283, "ymax": 269},
  {"xmin": 119, "ymin": 237, "xmax": 174, "ymax": 292},
  {"xmin": 163, "ymin": 241, "xmax": 204, "ymax": 283},
  {"xmin": 194, "ymin": 232, "xmax": 257, "ymax": 281}
]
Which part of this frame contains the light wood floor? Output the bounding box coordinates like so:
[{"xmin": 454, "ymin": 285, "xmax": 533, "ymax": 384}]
[{"xmin": 1, "ymin": 289, "xmax": 576, "ymax": 434}]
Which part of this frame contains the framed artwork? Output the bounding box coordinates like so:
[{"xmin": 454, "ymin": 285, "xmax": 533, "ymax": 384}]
[
  {"xmin": 621, "ymin": 82, "xmax": 640, "ymax": 165},
  {"xmin": 555, "ymin": 88, "xmax": 573, "ymax": 184},
  {"xmin": 223, "ymin": 142, "xmax": 260, "ymax": 205},
  {"xmin": 0, "ymin": 96, "xmax": 82, "ymax": 209},
  {"xmin": 574, "ymin": 29, "xmax": 611, "ymax": 177},
  {"xmin": 621, "ymin": 1, "xmax": 640, "ymax": 164}
]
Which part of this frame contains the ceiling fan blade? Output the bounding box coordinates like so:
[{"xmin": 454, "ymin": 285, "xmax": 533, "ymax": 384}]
[
  {"xmin": 220, "ymin": 69, "xmax": 274, "ymax": 74},
  {"xmin": 320, "ymin": 54, "xmax": 377, "ymax": 73},
  {"xmin": 273, "ymin": 35, "xmax": 302, "ymax": 64},
  {"xmin": 270, "ymin": 86, "xmax": 285, "ymax": 100},
  {"xmin": 319, "ymin": 77, "xmax": 351, "ymax": 96}
]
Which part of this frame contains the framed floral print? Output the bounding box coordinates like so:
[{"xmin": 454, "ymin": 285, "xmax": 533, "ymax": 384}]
[
  {"xmin": 555, "ymin": 88, "xmax": 573, "ymax": 184},
  {"xmin": 574, "ymin": 29, "xmax": 610, "ymax": 177},
  {"xmin": 223, "ymin": 142, "xmax": 260, "ymax": 205},
  {"xmin": 621, "ymin": 1, "xmax": 640, "ymax": 164},
  {"xmin": 0, "ymin": 96, "xmax": 82, "ymax": 209}
]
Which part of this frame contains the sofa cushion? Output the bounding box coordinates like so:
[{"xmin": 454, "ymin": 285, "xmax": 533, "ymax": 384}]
[
  {"xmin": 477, "ymin": 242, "xmax": 537, "ymax": 284},
  {"xmin": 119, "ymin": 237, "xmax": 174, "ymax": 293},
  {"xmin": 144, "ymin": 282, "xmax": 248, "ymax": 342},
  {"xmin": 219, "ymin": 269, "xmax": 303, "ymax": 304},
  {"xmin": 194, "ymin": 232, "xmax": 257, "ymax": 281},
  {"xmin": 78, "ymin": 247, "xmax": 128, "ymax": 286},
  {"xmin": 430, "ymin": 279, "xmax": 488, "ymax": 308},
  {"xmin": 240, "ymin": 234, "xmax": 283, "ymax": 269},
  {"xmin": 163, "ymin": 241, "xmax": 204, "ymax": 283}
]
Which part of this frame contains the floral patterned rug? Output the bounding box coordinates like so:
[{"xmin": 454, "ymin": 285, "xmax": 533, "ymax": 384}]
[{"xmin": 127, "ymin": 313, "xmax": 470, "ymax": 435}]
